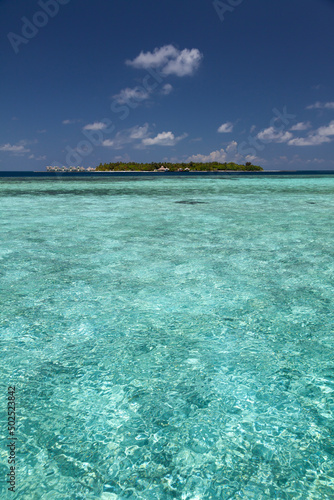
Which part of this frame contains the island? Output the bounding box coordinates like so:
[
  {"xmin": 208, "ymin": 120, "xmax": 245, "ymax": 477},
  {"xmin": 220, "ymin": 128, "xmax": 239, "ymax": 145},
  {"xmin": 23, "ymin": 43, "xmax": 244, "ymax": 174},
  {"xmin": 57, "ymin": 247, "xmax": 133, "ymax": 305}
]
[
  {"xmin": 95, "ymin": 161, "xmax": 263, "ymax": 172},
  {"xmin": 45, "ymin": 161, "xmax": 263, "ymax": 173}
]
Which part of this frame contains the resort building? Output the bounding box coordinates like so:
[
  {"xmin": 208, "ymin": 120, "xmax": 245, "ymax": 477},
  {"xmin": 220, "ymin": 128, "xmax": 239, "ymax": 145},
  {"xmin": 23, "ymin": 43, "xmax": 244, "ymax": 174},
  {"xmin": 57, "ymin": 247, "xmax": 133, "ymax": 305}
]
[{"xmin": 46, "ymin": 166, "xmax": 96, "ymax": 172}]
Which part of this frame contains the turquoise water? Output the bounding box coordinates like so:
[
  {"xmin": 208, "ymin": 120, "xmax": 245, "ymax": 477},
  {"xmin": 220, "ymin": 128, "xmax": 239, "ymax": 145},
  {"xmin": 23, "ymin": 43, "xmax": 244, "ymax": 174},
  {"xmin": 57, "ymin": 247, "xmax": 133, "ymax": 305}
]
[{"xmin": 0, "ymin": 175, "xmax": 334, "ymax": 499}]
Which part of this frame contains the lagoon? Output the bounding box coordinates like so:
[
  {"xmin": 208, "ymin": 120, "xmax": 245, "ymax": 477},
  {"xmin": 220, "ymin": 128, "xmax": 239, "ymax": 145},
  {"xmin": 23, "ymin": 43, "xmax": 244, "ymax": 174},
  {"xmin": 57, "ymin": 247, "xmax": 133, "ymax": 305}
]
[{"xmin": 1, "ymin": 175, "xmax": 334, "ymax": 499}]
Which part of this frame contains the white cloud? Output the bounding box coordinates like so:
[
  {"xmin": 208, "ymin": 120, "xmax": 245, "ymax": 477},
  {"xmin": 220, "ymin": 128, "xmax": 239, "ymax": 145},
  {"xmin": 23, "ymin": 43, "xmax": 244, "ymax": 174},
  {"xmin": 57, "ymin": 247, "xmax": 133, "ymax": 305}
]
[
  {"xmin": 0, "ymin": 141, "xmax": 30, "ymax": 155},
  {"xmin": 256, "ymin": 127, "xmax": 293, "ymax": 143},
  {"xmin": 142, "ymin": 131, "xmax": 187, "ymax": 147},
  {"xmin": 161, "ymin": 83, "xmax": 173, "ymax": 95},
  {"xmin": 113, "ymin": 86, "xmax": 150, "ymax": 104},
  {"xmin": 288, "ymin": 135, "xmax": 331, "ymax": 146},
  {"xmin": 28, "ymin": 154, "xmax": 46, "ymax": 160},
  {"xmin": 290, "ymin": 121, "xmax": 311, "ymax": 131},
  {"xmin": 244, "ymin": 155, "xmax": 259, "ymax": 163},
  {"xmin": 113, "ymin": 82, "xmax": 173, "ymax": 107},
  {"xmin": 83, "ymin": 122, "xmax": 107, "ymax": 131},
  {"xmin": 226, "ymin": 140, "xmax": 238, "ymax": 153},
  {"xmin": 102, "ymin": 124, "xmax": 150, "ymax": 149},
  {"xmin": 163, "ymin": 49, "xmax": 203, "ymax": 77},
  {"xmin": 126, "ymin": 45, "xmax": 203, "ymax": 77},
  {"xmin": 126, "ymin": 45, "xmax": 178, "ymax": 69},
  {"xmin": 101, "ymin": 139, "xmax": 114, "ymax": 147},
  {"xmin": 306, "ymin": 101, "xmax": 334, "ymax": 110},
  {"xmin": 187, "ymin": 141, "xmax": 239, "ymax": 163},
  {"xmin": 288, "ymin": 120, "xmax": 334, "ymax": 146},
  {"xmin": 129, "ymin": 124, "xmax": 150, "ymax": 139},
  {"xmin": 217, "ymin": 122, "xmax": 233, "ymax": 133},
  {"xmin": 317, "ymin": 120, "xmax": 334, "ymax": 137},
  {"xmin": 186, "ymin": 141, "xmax": 262, "ymax": 164},
  {"xmin": 101, "ymin": 124, "xmax": 187, "ymax": 149},
  {"xmin": 62, "ymin": 119, "xmax": 78, "ymax": 125},
  {"xmin": 187, "ymin": 149, "xmax": 227, "ymax": 163}
]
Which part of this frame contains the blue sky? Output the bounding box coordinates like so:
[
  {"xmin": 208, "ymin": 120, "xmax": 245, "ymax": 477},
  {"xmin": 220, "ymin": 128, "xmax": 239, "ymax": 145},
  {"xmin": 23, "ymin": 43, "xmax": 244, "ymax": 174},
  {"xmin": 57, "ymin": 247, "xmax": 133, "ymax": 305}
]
[{"xmin": 1, "ymin": 0, "xmax": 334, "ymax": 171}]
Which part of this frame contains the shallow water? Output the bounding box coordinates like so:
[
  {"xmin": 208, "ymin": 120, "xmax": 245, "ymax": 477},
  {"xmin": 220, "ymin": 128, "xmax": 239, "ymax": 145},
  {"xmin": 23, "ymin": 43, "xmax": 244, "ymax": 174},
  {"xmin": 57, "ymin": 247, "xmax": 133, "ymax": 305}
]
[{"xmin": 1, "ymin": 175, "xmax": 334, "ymax": 499}]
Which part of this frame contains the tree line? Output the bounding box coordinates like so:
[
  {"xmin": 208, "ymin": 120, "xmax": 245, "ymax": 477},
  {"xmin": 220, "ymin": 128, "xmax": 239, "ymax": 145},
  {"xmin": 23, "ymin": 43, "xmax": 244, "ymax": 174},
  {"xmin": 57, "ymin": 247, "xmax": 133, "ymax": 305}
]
[{"xmin": 95, "ymin": 161, "xmax": 263, "ymax": 171}]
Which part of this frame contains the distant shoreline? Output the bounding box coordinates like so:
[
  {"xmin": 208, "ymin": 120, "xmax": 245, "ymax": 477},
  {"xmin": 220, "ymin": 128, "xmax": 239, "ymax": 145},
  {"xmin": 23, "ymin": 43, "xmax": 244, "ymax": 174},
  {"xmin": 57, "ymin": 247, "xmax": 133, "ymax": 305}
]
[{"xmin": 1, "ymin": 170, "xmax": 334, "ymax": 177}]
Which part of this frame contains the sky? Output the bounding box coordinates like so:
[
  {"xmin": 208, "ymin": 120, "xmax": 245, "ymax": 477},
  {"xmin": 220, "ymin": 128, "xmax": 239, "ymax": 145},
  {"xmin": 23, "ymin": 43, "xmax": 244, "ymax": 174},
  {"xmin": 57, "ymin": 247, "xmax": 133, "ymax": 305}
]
[{"xmin": 0, "ymin": 0, "xmax": 334, "ymax": 171}]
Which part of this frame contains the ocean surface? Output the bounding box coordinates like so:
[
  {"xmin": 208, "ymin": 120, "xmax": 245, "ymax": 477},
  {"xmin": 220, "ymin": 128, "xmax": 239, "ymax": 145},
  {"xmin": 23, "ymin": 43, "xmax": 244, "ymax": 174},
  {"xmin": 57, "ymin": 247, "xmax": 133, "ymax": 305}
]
[{"xmin": 0, "ymin": 175, "xmax": 334, "ymax": 499}]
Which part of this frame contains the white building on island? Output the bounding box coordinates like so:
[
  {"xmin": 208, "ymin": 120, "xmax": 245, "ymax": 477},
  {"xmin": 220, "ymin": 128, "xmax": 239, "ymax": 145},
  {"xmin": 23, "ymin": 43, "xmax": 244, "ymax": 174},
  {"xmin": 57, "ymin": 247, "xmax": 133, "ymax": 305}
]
[{"xmin": 46, "ymin": 166, "xmax": 96, "ymax": 172}]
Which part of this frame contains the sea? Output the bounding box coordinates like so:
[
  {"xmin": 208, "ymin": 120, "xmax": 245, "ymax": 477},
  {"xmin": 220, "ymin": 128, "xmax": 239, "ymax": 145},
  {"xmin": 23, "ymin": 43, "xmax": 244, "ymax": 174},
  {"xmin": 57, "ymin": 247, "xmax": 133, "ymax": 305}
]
[{"xmin": 1, "ymin": 173, "xmax": 334, "ymax": 499}]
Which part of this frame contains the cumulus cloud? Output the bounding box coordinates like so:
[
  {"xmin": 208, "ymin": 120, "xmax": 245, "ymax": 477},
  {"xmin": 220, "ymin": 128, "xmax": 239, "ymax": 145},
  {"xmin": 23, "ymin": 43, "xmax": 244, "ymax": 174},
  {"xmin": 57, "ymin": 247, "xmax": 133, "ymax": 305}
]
[
  {"xmin": 186, "ymin": 141, "xmax": 255, "ymax": 163},
  {"xmin": 126, "ymin": 45, "xmax": 178, "ymax": 69},
  {"xmin": 163, "ymin": 49, "xmax": 202, "ymax": 77},
  {"xmin": 161, "ymin": 83, "xmax": 173, "ymax": 95},
  {"xmin": 187, "ymin": 149, "xmax": 227, "ymax": 163},
  {"xmin": 102, "ymin": 124, "xmax": 150, "ymax": 149},
  {"xmin": 0, "ymin": 141, "xmax": 30, "ymax": 155},
  {"xmin": 186, "ymin": 140, "xmax": 263, "ymax": 164},
  {"xmin": 306, "ymin": 101, "xmax": 334, "ymax": 110},
  {"xmin": 256, "ymin": 127, "xmax": 293, "ymax": 143},
  {"xmin": 226, "ymin": 140, "xmax": 238, "ymax": 153},
  {"xmin": 142, "ymin": 131, "xmax": 187, "ymax": 147},
  {"xmin": 217, "ymin": 122, "xmax": 233, "ymax": 133},
  {"xmin": 101, "ymin": 124, "xmax": 187, "ymax": 149},
  {"xmin": 129, "ymin": 124, "xmax": 150, "ymax": 139},
  {"xmin": 113, "ymin": 86, "xmax": 150, "ymax": 104},
  {"xmin": 290, "ymin": 121, "xmax": 311, "ymax": 131},
  {"xmin": 83, "ymin": 122, "xmax": 107, "ymax": 131},
  {"xmin": 288, "ymin": 120, "xmax": 334, "ymax": 146},
  {"xmin": 126, "ymin": 45, "xmax": 203, "ymax": 77},
  {"xmin": 317, "ymin": 120, "xmax": 334, "ymax": 137}
]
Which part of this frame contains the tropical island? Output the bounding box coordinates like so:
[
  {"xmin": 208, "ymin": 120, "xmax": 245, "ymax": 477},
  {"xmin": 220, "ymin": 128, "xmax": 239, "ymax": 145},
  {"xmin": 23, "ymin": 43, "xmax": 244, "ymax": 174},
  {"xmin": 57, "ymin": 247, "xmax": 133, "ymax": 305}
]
[{"xmin": 95, "ymin": 161, "xmax": 263, "ymax": 172}]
